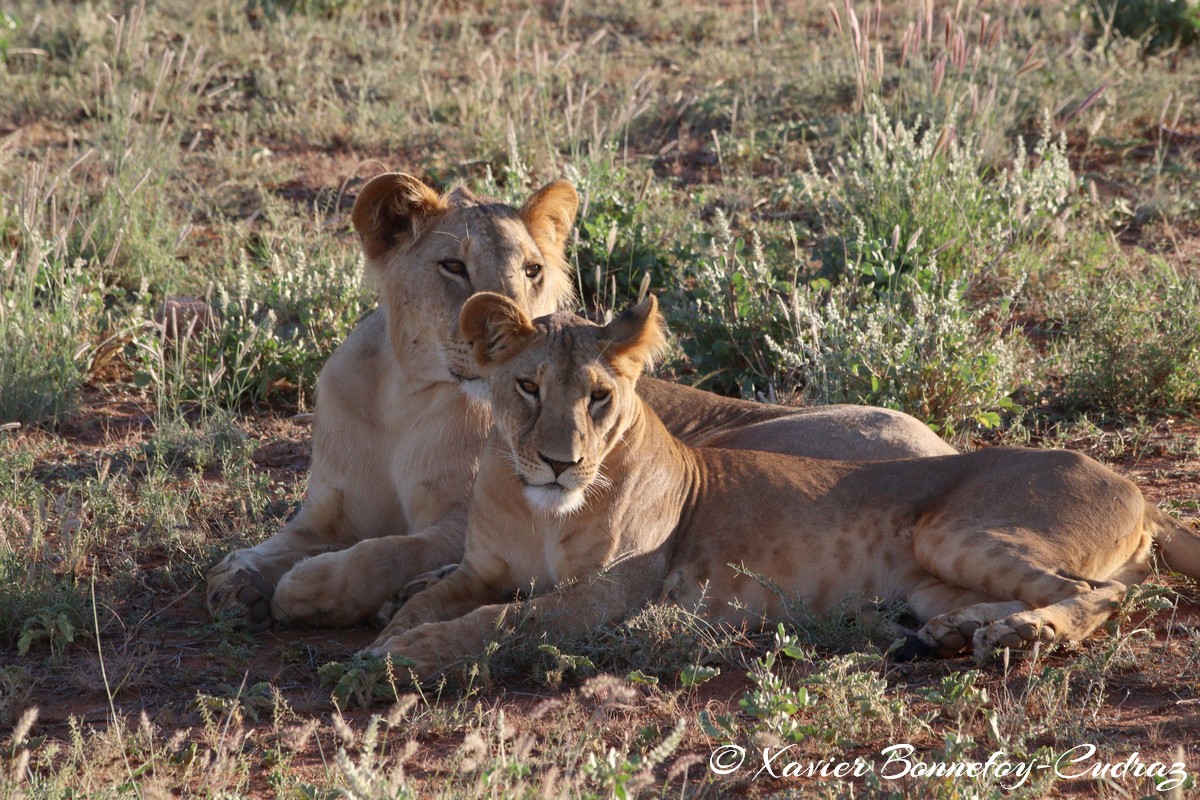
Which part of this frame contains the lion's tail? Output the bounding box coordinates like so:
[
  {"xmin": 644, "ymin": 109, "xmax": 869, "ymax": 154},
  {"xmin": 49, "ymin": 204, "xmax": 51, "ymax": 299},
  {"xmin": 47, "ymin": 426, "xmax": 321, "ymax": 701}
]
[{"xmin": 1149, "ymin": 507, "xmax": 1200, "ymax": 579}]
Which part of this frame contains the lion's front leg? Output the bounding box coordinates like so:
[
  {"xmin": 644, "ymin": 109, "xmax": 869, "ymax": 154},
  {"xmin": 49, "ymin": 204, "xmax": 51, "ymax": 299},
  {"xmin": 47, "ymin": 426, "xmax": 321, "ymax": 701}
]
[
  {"xmin": 363, "ymin": 568, "xmax": 656, "ymax": 681},
  {"xmin": 365, "ymin": 609, "xmax": 514, "ymax": 682},
  {"xmin": 208, "ymin": 375, "xmax": 413, "ymax": 627},
  {"xmin": 206, "ymin": 465, "xmax": 402, "ymax": 628},
  {"xmin": 370, "ymin": 563, "xmax": 508, "ymax": 644},
  {"xmin": 206, "ymin": 511, "xmax": 337, "ymax": 629},
  {"xmin": 271, "ymin": 509, "xmax": 470, "ymax": 627}
]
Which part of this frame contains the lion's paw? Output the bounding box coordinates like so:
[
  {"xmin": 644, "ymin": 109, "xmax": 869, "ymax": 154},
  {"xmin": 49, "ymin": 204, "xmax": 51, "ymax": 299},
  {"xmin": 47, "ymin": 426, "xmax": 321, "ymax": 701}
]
[
  {"xmin": 206, "ymin": 553, "xmax": 276, "ymax": 630},
  {"xmin": 360, "ymin": 625, "xmax": 455, "ymax": 682},
  {"xmin": 973, "ymin": 614, "xmax": 1055, "ymax": 662},
  {"xmin": 369, "ymin": 608, "xmax": 423, "ymax": 648},
  {"xmin": 272, "ymin": 551, "xmax": 384, "ymax": 628},
  {"xmin": 919, "ymin": 613, "xmax": 987, "ymax": 656},
  {"xmin": 369, "ymin": 564, "xmax": 460, "ymax": 628}
]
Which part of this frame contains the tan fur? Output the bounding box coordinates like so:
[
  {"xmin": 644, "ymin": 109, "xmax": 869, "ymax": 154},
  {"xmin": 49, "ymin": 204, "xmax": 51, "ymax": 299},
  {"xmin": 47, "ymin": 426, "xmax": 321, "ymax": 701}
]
[
  {"xmin": 366, "ymin": 295, "xmax": 1200, "ymax": 676},
  {"xmin": 206, "ymin": 173, "xmax": 955, "ymax": 630}
]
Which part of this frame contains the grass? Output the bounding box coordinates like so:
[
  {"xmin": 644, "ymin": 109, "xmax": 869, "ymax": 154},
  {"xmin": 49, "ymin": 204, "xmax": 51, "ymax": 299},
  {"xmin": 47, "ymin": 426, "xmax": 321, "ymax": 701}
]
[{"xmin": 1, "ymin": 0, "xmax": 1199, "ymax": 795}]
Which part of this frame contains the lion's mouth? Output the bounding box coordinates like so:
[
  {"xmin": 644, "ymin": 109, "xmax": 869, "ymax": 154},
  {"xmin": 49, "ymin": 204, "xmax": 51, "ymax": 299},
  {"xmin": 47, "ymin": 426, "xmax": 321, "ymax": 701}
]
[{"xmin": 517, "ymin": 475, "xmax": 562, "ymax": 489}]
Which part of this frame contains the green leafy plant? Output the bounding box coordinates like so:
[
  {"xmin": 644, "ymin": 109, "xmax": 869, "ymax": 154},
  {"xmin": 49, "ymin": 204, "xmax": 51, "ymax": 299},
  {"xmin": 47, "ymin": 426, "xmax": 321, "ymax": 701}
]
[
  {"xmin": 130, "ymin": 242, "xmax": 370, "ymax": 412},
  {"xmin": 679, "ymin": 664, "xmax": 720, "ymax": 687},
  {"xmin": 670, "ymin": 211, "xmax": 799, "ymax": 397},
  {"xmin": 564, "ymin": 156, "xmax": 666, "ymax": 317},
  {"xmin": 1061, "ymin": 270, "xmax": 1200, "ymax": 413},
  {"xmin": 919, "ymin": 670, "xmax": 991, "ymax": 728},
  {"xmin": 16, "ymin": 608, "xmax": 76, "ymax": 656},
  {"xmin": 0, "ymin": 249, "xmax": 105, "ymax": 425},
  {"xmin": 199, "ymin": 246, "xmax": 369, "ymax": 409},
  {"xmin": 675, "ymin": 205, "xmax": 1027, "ymax": 435},
  {"xmin": 0, "ymin": 542, "xmax": 90, "ymax": 657},
  {"xmin": 738, "ymin": 626, "xmax": 820, "ymax": 744},
  {"xmin": 1094, "ymin": 0, "xmax": 1200, "ymax": 51},
  {"xmin": 801, "ymin": 102, "xmax": 1076, "ymax": 284},
  {"xmin": 771, "ymin": 255, "xmax": 1026, "ymax": 436},
  {"xmin": 535, "ymin": 643, "xmax": 595, "ymax": 690},
  {"xmin": 319, "ymin": 655, "xmax": 401, "ymax": 710},
  {"xmin": 798, "ymin": 652, "xmax": 902, "ymax": 747}
]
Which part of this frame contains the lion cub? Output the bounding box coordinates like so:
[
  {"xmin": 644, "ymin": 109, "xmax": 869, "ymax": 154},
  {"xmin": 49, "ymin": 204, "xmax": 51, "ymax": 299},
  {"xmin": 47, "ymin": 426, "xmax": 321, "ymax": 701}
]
[{"xmin": 365, "ymin": 294, "xmax": 1200, "ymax": 676}]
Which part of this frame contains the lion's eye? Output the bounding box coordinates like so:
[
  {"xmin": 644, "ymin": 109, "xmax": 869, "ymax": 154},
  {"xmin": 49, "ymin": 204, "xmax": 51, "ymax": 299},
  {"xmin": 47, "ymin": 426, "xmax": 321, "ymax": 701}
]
[
  {"xmin": 517, "ymin": 379, "xmax": 539, "ymax": 397},
  {"xmin": 524, "ymin": 263, "xmax": 543, "ymax": 280},
  {"xmin": 590, "ymin": 388, "xmax": 611, "ymax": 405},
  {"xmin": 439, "ymin": 259, "xmax": 467, "ymax": 276}
]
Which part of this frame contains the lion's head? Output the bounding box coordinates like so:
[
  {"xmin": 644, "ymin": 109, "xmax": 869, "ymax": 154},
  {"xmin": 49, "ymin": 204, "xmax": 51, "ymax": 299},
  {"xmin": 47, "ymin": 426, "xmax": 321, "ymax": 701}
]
[
  {"xmin": 351, "ymin": 173, "xmax": 578, "ymax": 395},
  {"xmin": 459, "ymin": 293, "xmax": 667, "ymax": 516}
]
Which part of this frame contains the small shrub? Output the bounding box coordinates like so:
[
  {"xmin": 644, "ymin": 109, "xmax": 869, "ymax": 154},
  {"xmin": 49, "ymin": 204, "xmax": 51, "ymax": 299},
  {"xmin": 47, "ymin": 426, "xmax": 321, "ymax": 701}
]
[
  {"xmin": 1094, "ymin": 0, "xmax": 1200, "ymax": 51},
  {"xmin": 919, "ymin": 670, "xmax": 991, "ymax": 728},
  {"xmin": 0, "ymin": 549, "xmax": 90, "ymax": 657},
  {"xmin": 738, "ymin": 626, "xmax": 901, "ymax": 749},
  {"xmin": 738, "ymin": 629, "xmax": 819, "ymax": 745},
  {"xmin": 669, "ymin": 211, "xmax": 799, "ymax": 397},
  {"xmin": 132, "ymin": 239, "xmax": 371, "ymax": 412},
  {"xmin": 563, "ymin": 156, "xmax": 670, "ymax": 318},
  {"xmin": 800, "ymin": 102, "xmax": 1076, "ymax": 283},
  {"xmin": 1061, "ymin": 270, "xmax": 1200, "ymax": 413},
  {"xmin": 319, "ymin": 655, "xmax": 399, "ymax": 710},
  {"xmin": 584, "ymin": 602, "xmax": 734, "ymax": 680},
  {"xmin": 800, "ymin": 652, "xmax": 902, "ymax": 747},
  {"xmin": 772, "ymin": 260, "xmax": 1026, "ymax": 436},
  {"xmin": 0, "ymin": 248, "xmax": 104, "ymax": 425},
  {"xmin": 671, "ymin": 212, "xmax": 1025, "ymax": 435},
  {"xmin": 201, "ymin": 244, "xmax": 369, "ymax": 408}
]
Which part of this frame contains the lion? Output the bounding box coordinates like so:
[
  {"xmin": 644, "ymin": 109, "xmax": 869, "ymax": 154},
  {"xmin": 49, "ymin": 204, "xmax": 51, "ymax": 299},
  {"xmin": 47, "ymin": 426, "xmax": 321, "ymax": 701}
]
[
  {"xmin": 364, "ymin": 293, "xmax": 1200, "ymax": 676},
  {"xmin": 206, "ymin": 173, "xmax": 954, "ymax": 630}
]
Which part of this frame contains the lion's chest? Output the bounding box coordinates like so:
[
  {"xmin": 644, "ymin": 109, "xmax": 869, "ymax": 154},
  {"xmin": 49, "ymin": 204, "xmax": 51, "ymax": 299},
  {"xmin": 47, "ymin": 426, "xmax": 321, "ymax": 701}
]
[
  {"xmin": 475, "ymin": 515, "xmax": 611, "ymax": 597},
  {"xmin": 515, "ymin": 520, "xmax": 589, "ymax": 586},
  {"xmin": 387, "ymin": 384, "xmax": 490, "ymax": 530}
]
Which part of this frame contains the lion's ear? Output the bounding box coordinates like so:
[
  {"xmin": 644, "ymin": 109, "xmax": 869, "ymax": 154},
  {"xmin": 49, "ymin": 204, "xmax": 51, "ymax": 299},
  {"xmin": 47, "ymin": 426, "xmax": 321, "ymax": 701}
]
[
  {"xmin": 351, "ymin": 173, "xmax": 447, "ymax": 263},
  {"xmin": 445, "ymin": 185, "xmax": 479, "ymax": 208},
  {"xmin": 520, "ymin": 180, "xmax": 579, "ymax": 252},
  {"xmin": 601, "ymin": 295, "xmax": 668, "ymax": 379},
  {"xmin": 460, "ymin": 292, "xmax": 537, "ymax": 369}
]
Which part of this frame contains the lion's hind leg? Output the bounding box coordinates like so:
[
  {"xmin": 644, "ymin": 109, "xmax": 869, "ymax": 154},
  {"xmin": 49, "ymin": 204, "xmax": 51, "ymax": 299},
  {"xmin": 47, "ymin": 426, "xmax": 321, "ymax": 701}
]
[
  {"xmin": 972, "ymin": 553, "xmax": 1152, "ymax": 658},
  {"xmin": 910, "ymin": 514, "xmax": 1153, "ymax": 659},
  {"xmin": 903, "ymin": 575, "xmax": 1026, "ymax": 656},
  {"xmin": 972, "ymin": 575, "xmax": 1127, "ymax": 657}
]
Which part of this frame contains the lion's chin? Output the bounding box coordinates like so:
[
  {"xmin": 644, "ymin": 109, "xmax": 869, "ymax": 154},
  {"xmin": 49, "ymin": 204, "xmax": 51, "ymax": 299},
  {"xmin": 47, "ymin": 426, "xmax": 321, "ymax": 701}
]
[
  {"xmin": 523, "ymin": 484, "xmax": 587, "ymax": 517},
  {"xmin": 457, "ymin": 377, "xmax": 492, "ymax": 407}
]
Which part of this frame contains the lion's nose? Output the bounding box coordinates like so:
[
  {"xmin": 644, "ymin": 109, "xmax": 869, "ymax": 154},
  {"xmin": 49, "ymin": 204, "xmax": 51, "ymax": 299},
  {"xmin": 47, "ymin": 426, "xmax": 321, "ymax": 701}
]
[{"xmin": 538, "ymin": 452, "xmax": 580, "ymax": 478}]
